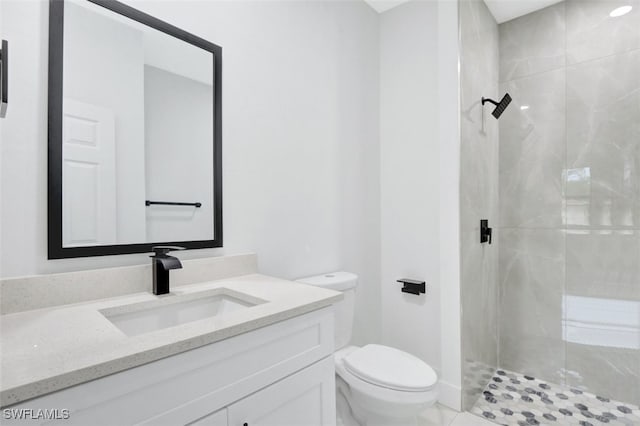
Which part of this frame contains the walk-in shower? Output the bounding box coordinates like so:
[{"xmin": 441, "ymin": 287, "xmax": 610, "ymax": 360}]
[{"xmin": 460, "ymin": 0, "xmax": 640, "ymax": 424}]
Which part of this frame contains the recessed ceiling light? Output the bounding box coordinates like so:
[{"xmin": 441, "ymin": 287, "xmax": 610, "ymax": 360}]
[
  {"xmin": 610, "ymin": 5, "xmax": 632, "ymax": 17},
  {"xmin": 520, "ymin": 105, "xmax": 530, "ymax": 110}
]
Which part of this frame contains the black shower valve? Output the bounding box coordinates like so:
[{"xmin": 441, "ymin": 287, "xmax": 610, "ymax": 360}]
[{"xmin": 480, "ymin": 219, "xmax": 492, "ymax": 244}]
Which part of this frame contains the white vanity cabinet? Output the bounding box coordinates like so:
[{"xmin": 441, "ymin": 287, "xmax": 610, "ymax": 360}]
[
  {"xmin": 4, "ymin": 308, "xmax": 336, "ymax": 426},
  {"xmin": 190, "ymin": 357, "xmax": 335, "ymax": 426},
  {"xmin": 226, "ymin": 356, "xmax": 335, "ymax": 426}
]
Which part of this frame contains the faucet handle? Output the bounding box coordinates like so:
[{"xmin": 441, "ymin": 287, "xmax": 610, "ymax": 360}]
[{"xmin": 151, "ymin": 246, "xmax": 185, "ymax": 257}]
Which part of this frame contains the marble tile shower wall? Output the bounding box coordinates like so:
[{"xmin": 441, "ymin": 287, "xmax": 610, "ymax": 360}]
[
  {"xmin": 459, "ymin": 0, "xmax": 500, "ymax": 411},
  {"xmin": 497, "ymin": 0, "xmax": 640, "ymax": 406}
]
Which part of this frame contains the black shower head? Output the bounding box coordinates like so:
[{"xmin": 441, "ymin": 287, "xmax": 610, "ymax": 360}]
[{"xmin": 482, "ymin": 93, "xmax": 512, "ymax": 119}]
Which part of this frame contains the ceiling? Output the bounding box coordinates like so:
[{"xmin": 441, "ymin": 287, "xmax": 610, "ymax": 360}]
[
  {"xmin": 363, "ymin": 0, "xmax": 564, "ymax": 23},
  {"xmin": 362, "ymin": 0, "xmax": 413, "ymax": 13},
  {"xmin": 484, "ymin": 0, "xmax": 563, "ymax": 23}
]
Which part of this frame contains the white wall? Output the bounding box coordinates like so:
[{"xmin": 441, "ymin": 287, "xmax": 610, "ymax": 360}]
[
  {"xmin": 377, "ymin": 0, "xmax": 462, "ymax": 410},
  {"xmin": 0, "ymin": 0, "xmax": 381, "ymax": 344},
  {"xmin": 0, "ymin": 0, "xmax": 49, "ymax": 277},
  {"xmin": 379, "ymin": 0, "xmax": 441, "ymax": 379},
  {"xmin": 437, "ymin": 0, "xmax": 462, "ymax": 410}
]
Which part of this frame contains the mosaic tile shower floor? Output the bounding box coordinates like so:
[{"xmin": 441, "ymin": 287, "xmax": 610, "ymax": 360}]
[{"xmin": 471, "ymin": 369, "xmax": 640, "ymax": 426}]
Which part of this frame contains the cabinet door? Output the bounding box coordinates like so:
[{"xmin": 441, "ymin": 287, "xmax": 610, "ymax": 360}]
[{"xmin": 227, "ymin": 356, "xmax": 335, "ymax": 426}]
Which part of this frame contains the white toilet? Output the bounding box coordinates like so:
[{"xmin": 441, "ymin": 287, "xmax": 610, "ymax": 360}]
[{"xmin": 297, "ymin": 272, "xmax": 438, "ymax": 426}]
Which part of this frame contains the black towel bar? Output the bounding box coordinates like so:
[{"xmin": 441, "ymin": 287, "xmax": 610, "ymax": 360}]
[{"xmin": 145, "ymin": 200, "xmax": 202, "ymax": 208}]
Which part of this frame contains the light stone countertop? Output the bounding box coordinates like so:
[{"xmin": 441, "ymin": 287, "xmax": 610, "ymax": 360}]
[{"xmin": 0, "ymin": 274, "xmax": 342, "ymax": 407}]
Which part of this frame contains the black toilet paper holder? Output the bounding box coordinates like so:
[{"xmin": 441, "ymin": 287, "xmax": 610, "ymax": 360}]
[{"xmin": 397, "ymin": 278, "xmax": 426, "ymax": 295}]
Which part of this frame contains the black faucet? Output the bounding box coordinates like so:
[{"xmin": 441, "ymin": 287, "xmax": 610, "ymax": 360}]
[{"xmin": 150, "ymin": 246, "xmax": 184, "ymax": 295}]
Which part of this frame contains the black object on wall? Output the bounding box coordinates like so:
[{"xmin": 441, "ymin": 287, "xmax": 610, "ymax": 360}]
[
  {"xmin": 0, "ymin": 39, "xmax": 7, "ymax": 118},
  {"xmin": 397, "ymin": 278, "xmax": 426, "ymax": 295},
  {"xmin": 482, "ymin": 93, "xmax": 512, "ymax": 119},
  {"xmin": 47, "ymin": 0, "xmax": 223, "ymax": 259},
  {"xmin": 480, "ymin": 219, "xmax": 492, "ymax": 244},
  {"xmin": 146, "ymin": 200, "xmax": 202, "ymax": 208}
]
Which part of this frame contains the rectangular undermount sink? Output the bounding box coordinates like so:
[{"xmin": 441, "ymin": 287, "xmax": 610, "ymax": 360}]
[{"xmin": 100, "ymin": 288, "xmax": 265, "ymax": 337}]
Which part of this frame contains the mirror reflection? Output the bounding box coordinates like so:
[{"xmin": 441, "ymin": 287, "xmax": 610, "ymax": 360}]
[{"xmin": 61, "ymin": 0, "xmax": 215, "ymax": 247}]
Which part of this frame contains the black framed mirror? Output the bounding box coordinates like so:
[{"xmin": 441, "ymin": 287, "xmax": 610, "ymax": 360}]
[{"xmin": 48, "ymin": 0, "xmax": 222, "ymax": 259}]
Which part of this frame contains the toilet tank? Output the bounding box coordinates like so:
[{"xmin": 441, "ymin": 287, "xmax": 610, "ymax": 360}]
[{"xmin": 296, "ymin": 272, "xmax": 358, "ymax": 350}]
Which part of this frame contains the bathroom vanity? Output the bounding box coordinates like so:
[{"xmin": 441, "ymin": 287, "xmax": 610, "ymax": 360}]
[{"xmin": 0, "ymin": 255, "xmax": 341, "ymax": 425}]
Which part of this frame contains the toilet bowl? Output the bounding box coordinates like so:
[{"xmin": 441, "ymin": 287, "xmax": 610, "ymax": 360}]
[
  {"xmin": 296, "ymin": 272, "xmax": 439, "ymax": 426},
  {"xmin": 335, "ymin": 345, "xmax": 438, "ymax": 426}
]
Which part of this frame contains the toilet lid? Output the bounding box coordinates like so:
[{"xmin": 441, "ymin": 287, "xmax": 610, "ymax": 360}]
[{"xmin": 343, "ymin": 344, "xmax": 437, "ymax": 392}]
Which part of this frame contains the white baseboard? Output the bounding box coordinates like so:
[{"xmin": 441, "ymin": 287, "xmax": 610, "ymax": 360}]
[{"xmin": 437, "ymin": 380, "xmax": 462, "ymax": 411}]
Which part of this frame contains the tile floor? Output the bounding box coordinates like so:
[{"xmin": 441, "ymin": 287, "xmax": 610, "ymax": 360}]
[
  {"xmin": 470, "ymin": 369, "xmax": 640, "ymax": 426},
  {"xmin": 420, "ymin": 404, "xmax": 495, "ymax": 426},
  {"xmin": 336, "ymin": 402, "xmax": 494, "ymax": 426}
]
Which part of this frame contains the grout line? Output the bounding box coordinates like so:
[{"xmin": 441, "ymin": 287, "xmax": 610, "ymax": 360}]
[{"xmin": 498, "ymin": 46, "xmax": 640, "ymax": 84}]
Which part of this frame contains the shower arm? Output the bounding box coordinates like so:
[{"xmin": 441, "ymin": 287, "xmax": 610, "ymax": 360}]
[{"xmin": 481, "ymin": 97, "xmax": 500, "ymax": 106}]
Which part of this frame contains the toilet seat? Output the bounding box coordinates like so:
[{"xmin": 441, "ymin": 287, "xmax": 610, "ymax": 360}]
[
  {"xmin": 335, "ymin": 346, "xmax": 439, "ymax": 408},
  {"xmin": 343, "ymin": 344, "xmax": 438, "ymax": 392}
]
